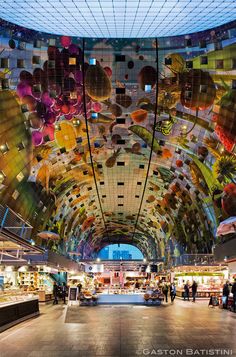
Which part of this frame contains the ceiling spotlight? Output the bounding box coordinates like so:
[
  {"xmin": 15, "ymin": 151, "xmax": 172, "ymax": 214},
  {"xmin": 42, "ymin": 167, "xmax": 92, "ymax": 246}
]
[
  {"xmin": 143, "ymin": 258, "xmax": 147, "ymax": 263},
  {"xmin": 0, "ymin": 143, "xmax": 9, "ymax": 154},
  {"xmin": 96, "ymin": 258, "xmax": 101, "ymax": 262}
]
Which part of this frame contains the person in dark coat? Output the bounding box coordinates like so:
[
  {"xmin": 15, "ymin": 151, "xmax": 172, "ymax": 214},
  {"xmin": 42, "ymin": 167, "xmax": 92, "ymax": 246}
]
[
  {"xmin": 162, "ymin": 284, "xmax": 168, "ymax": 303},
  {"xmin": 184, "ymin": 282, "xmax": 190, "ymax": 301},
  {"xmin": 53, "ymin": 282, "xmax": 59, "ymax": 305},
  {"xmin": 61, "ymin": 282, "xmax": 67, "ymax": 304},
  {"xmin": 170, "ymin": 283, "xmax": 176, "ymax": 303},
  {"xmin": 222, "ymin": 281, "xmax": 230, "ymax": 309},
  {"xmin": 191, "ymin": 281, "xmax": 198, "ymax": 302},
  {"xmin": 231, "ymin": 278, "xmax": 236, "ymax": 312}
]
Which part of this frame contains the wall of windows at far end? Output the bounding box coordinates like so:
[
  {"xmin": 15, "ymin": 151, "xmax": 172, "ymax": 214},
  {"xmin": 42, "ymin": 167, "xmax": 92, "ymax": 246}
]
[{"xmin": 97, "ymin": 244, "xmax": 144, "ymax": 260}]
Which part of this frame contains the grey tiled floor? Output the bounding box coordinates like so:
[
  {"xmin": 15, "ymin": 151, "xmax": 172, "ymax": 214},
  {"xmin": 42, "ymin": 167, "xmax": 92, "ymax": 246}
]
[{"xmin": 0, "ymin": 300, "xmax": 236, "ymax": 357}]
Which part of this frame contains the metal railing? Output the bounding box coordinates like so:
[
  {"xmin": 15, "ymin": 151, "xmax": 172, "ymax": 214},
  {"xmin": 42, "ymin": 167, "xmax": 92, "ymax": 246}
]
[
  {"xmin": 0, "ymin": 205, "xmax": 32, "ymax": 240},
  {"xmin": 171, "ymin": 254, "xmax": 216, "ymax": 267}
]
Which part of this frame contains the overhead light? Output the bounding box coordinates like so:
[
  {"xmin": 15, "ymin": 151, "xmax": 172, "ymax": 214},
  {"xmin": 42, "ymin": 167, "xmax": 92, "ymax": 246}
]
[
  {"xmin": 143, "ymin": 258, "xmax": 147, "ymax": 263},
  {"xmin": 96, "ymin": 258, "xmax": 101, "ymax": 262}
]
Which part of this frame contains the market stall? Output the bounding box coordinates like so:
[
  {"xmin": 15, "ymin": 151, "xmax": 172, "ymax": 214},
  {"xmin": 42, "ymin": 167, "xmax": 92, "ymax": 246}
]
[{"xmin": 171, "ymin": 266, "xmax": 228, "ymax": 298}]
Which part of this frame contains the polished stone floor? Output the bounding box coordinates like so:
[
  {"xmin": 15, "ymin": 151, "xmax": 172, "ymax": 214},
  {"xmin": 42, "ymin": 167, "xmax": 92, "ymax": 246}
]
[{"xmin": 0, "ymin": 300, "xmax": 236, "ymax": 357}]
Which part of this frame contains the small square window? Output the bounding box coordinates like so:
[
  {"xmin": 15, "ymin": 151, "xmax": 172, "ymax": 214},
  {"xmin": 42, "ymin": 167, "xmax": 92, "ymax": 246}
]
[
  {"xmin": 232, "ymin": 59, "xmax": 236, "ymax": 70},
  {"xmin": 145, "ymin": 84, "xmax": 152, "ymax": 92},
  {"xmin": 118, "ymin": 203, "xmax": 123, "ymax": 207},
  {"xmin": 89, "ymin": 58, "xmax": 96, "ymax": 65},
  {"xmin": 1, "ymin": 79, "xmax": 9, "ymax": 89},
  {"xmin": 16, "ymin": 172, "xmax": 24, "ymax": 182},
  {"xmin": 0, "ymin": 143, "xmax": 9, "ymax": 154},
  {"xmin": 69, "ymin": 57, "xmax": 77, "ymax": 65},
  {"xmin": 32, "ymin": 55, "xmax": 41, "ymax": 64},
  {"xmin": 21, "ymin": 104, "xmax": 28, "ymax": 113},
  {"xmin": 97, "ymin": 164, "xmax": 103, "ymax": 169},
  {"xmin": 135, "ymin": 195, "xmax": 139, "ymax": 198},
  {"xmin": 184, "ymin": 90, "xmax": 192, "ymax": 99},
  {"xmin": 118, "ymin": 195, "xmax": 124, "ymax": 198},
  {"xmin": 137, "ymin": 181, "xmax": 142, "ymax": 185},
  {"xmin": 49, "ymin": 38, "xmax": 56, "ymax": 46},
  {"xmin": 139, "ymin": 164, "xmax": 145, "ymax": 169},
  {"xmin": 116, "ymin": 88, "xmax": 125, "ymax": 94},
  {"xmin": 17, "ymin": 59, "xmax": 25, "ymax": 68},
  {"xmin": 1, "ymin": 58, "xmax": 9, "ymax": 68},
  {"xmin": 200, "ymin": 56, "xmax": 208, "ymax": 65},
  {"xmin": 185, "ymin": 38, "xmax": 192, "ymax": 47},
  {"xmin": 214, "ymin": 42, "xmax": 222, "ymax": 51},
  {"xmin": 165, "ymin": 57, "xmax": 172, "ymax": 65},
  {"xmin": 102, "ymin": 195, "xmax": 106, "ymax": 198},
  {"xmin": 153, "ymin": 170, "xmax": 158, "ymax": 176},
  {"xmin": 34, "ymin": 40, "xmax": 41, "ymax": 48},
  {"xmin": 115, "ymin": 55, "xmax": 125, "ymax": 62},
  {"xmin": 117, "ymin": 182, "xmax": 124, "ymax": 186},
  {"xmin": 186, "ymin": 61, "xmax": 193, "ymax": 69},
  {"xmin": 17, "ymin": 142, "xmax": 25, "ymax": 151},
  {"xmin": 18, "ymin": 41, "xmax": 26, "ymax": 50},
  {"xmin": 215, "ymin": 59, "xmax": 224, "ymax": 69},
  {"xmin": 159, "ymin": 140, "xmax": 165, "ymax": 146},
  {"xmin": 116, "ymin": 118, "xmax": 126, "ymax": 124},
  {"xmin": 83, "ymin": 170, "xmax": 88, "ymax": 175},
  {"xmin": 33, "ymin": 84, "xmax": 41, "ymax": 93},
  {"xmin": 117, "ymin": 139, "xmax": 125, "ymax": 145},
  {"xmin": 48, "ymin": 60, "xmax": 55, "ymax": 68},
  {"xmin": 200, "ymin": 85, "xmax": 207, "ymax": 93},
  {"xmin": 100, "ymin": 181, "xmax": 104, "ymax": 185},
  {"xmin": 87, "ymin": 187, "xmax": 92, "ymax": 191},
  {"xmin": 199, "ymin": 40, "xmax": 206, "ymax": 48},
  {"xmin": 60, "ymin": 147, "xmax": 66, "ymax": 154},
  {"xmin": 117, "ymin": 161, "xmax": 125, "ymax": 166}
]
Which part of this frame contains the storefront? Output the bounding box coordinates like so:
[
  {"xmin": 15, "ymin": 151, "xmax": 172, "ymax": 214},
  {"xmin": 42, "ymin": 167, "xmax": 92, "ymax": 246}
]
[{"xmin": 170, "ymin": 266, "xmax": 228, "ymax": 298}]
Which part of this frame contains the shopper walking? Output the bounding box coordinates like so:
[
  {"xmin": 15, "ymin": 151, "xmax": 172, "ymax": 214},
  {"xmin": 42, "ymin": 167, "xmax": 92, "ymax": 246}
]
[
  {"xmin": 61, "ymin": 282, "xmax": 67, "ymax": 304},
  {"xmin": 170, "ymin": 283, "xmax": 176, "ymax": 303},
  {"xmin": 53, "ymin": 282, "xmax": 59, "ymax": 305},
  {"xmin": 162, "ymin": 283, "xmax": 169, "ymax": 303},
  {"xmin": 231, "ymin": 278, "xmax": 236, "ymax": 312},
  {"xmin": 191, "ymin": 281, "xmax": 198, "ymax": 302},
  {"xmin": 222, "ymin": 281, "xmax": 230, "ymax": 309},
  {"xmin": 184, "ymin": 282, "xmax": 190, "ymax": 301}
]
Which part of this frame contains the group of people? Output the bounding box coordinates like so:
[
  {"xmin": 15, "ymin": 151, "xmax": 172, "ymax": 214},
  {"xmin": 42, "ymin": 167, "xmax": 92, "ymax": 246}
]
[
  {"xmin": 53, "ymin": 282, "xmax": 67, "ymax": 305},
  {"xmin": 183, "ymin": 281, "xmax": 198, "ymax": 302},
  {"xmin": 222, "ymin": 278, "xmax": 236, "ymax": 311},
  {"xmin": 162, "ymin": 282, "xmax": 177, "ymax": 303}
]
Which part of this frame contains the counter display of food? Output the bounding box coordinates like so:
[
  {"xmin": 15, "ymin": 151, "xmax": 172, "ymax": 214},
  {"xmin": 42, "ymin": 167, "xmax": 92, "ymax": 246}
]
[
  {"xmin": 176, "ymin": 289, "xmax": 222, "ymax": 298},
  {"xmin": 0, "ymin": 297, "xmax": 39, "ymax": 332}
]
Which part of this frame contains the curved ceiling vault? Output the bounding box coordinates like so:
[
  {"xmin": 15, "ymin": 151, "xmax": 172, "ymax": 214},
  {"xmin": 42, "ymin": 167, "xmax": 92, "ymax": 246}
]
[
  {"xmin": 0, "ymin": 0, "xmax": 235, "ymax": 38},
  {"xmin": 0, "ymin": 19, "xmax": 236, "ymax": 262}
]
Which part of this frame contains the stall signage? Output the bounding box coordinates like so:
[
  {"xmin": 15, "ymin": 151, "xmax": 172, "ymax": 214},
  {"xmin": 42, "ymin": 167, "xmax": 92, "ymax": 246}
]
[
  {"xmin": 175, "ymin": 272, "xmax": 224, "ymax": 277},
  {"xmin": 68, "ymin": 287, "xmax": 78, "ymax": 301},
  {"xmin": 84, "ymin": 264, "xmax": 104, "ymax": 273}
]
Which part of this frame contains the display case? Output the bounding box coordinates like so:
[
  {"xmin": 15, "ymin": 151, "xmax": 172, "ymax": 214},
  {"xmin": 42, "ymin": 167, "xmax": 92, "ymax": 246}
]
[{"xmin": 0, "ymin": 292, "xmax": 39, "ymax": 332}]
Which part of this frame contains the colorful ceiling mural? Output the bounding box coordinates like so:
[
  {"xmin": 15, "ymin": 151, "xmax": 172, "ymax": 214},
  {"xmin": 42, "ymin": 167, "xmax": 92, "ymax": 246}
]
[{"xmin": 0, "ymin": 19, "xmax": 236, "ymax": 263}]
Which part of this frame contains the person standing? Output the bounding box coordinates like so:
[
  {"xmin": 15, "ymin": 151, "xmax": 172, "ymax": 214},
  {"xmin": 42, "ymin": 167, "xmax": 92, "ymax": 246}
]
[
  {"xmin": 61, "ymin": 282, "xmax": 67, "ymax": 304},
  {"xmin": 170, "ymin": 283, "xmax": 176, "ymax": 303},
  {"xmin": 191, "ymin": 281, "xmax": 198, "ymax": 302},
  {"xmin": 53, "ymin": 282, "xmax": 59, "ymax": 305},
  {"xmin": 184, "ymin": 282, "xmax": 190, "ymax": 301},
  {"xmin": 231, "ymin": 278, "xmax": 236, "ymax": 312},
  {"xmin": 162, "ymin": 283, "xmax": 169, "ymax": 303},
  {"xmin": 222, "ymin": 281, "xmax": 230, "ymax": 309}
]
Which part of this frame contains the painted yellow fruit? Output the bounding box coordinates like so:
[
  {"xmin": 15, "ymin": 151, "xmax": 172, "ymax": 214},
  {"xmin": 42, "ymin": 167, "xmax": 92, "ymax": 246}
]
[{"xmin": 55, "ymin": 121, "xmax": 77, "ymax": 151}]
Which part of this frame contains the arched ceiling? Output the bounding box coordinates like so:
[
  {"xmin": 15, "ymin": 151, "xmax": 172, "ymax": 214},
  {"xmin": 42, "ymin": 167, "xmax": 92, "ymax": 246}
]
[
  {"xmin": 0, "ymin": 20, "xmax": 236, "ymax": 262},
  {"xmin": 0, "ymin": 0, "xmax": 235, "ymax": 38}
]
